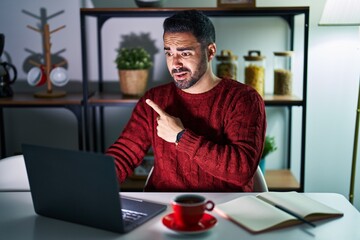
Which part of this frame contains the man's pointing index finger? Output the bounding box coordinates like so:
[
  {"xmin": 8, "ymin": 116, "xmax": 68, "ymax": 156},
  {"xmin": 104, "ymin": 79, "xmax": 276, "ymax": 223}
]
[{"xmin": 145, "ymin": 99, "xmax": 167, "ymax": 117}]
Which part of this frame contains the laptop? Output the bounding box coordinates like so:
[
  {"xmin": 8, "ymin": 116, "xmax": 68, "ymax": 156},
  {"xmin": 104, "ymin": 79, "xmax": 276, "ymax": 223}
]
[{"xmin": 22, "ymin": 144, "xmax": 167, "ymax": 233}]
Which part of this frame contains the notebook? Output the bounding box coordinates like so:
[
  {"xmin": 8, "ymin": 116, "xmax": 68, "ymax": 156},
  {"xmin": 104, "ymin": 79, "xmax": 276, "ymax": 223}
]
[
  {"xmin": 215, "ymin": 191, "xmax": 343, "ymax": 233},
  {"xmin": 22, "ymin": 144, "xmax": 167, "ymax": 233}
]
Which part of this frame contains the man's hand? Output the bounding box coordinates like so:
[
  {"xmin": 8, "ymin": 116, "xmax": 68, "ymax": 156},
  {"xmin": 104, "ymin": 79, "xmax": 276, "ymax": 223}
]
[{"xmin": 146, "ymin": 99, "xmax": 184, "ymax": 143}]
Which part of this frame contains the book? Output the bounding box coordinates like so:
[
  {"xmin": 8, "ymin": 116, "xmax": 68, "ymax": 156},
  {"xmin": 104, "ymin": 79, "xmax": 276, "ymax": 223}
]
[{"xmin": 214, "ymin": 191, "xmax": 343, "ymax": 233}]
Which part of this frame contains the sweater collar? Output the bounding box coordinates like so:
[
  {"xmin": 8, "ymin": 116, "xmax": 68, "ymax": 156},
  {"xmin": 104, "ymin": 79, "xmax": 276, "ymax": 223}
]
[{"xmin": 174, "ymin": 78, "xmax": 226, "ymax": 99}]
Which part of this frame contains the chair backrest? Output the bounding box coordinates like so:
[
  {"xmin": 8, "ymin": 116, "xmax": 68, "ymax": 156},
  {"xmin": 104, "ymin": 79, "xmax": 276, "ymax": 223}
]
[
  {"xmin": 253, "ymin": 166, "xmax": 268, "ymax": 192},
  {"xmin": 144, "ymin": 166, "xmax": 154, "ymax": 191},
  {"xmin": 0, "ymin": 155, "xmax": 30, "ymax": 191},
  {"xmin": 144, "ymin": 165, "xmax": 268, "ymax": 192}
]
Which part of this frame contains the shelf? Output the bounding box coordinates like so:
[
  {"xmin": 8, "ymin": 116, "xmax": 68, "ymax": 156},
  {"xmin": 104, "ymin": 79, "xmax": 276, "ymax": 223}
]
[
  {"xmin": 87, "ymin": 92, "xmax": 302, "ymax": 107},
  {"xmin": 263, "ymin": 94, "xmax": 303, "ymax": 106},
  {"xmin": 0, "ymin": 93, "xmax": 83, "ymax": 106},
  {"xmin": 80, "ymin": 7, "xmax": 309, "ymax": 18},
  {"xmin": 265, "ymin": 169, "xmax": 300, "ymax": 191},
  {"xmin": 0, "ymin": 92, "xmax": 301, "ymax": 107},
  {"xmin": 88, "ymin": 92, "xmax": 138, "ymax": 106}
]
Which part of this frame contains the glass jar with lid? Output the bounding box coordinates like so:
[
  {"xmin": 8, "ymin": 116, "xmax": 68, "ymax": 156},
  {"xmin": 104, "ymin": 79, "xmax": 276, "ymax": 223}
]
[
  {"xmin": 273, "ymin": 51, "xmax": 294, "ymax": 95},
  {"xmin": 216, "ymin": 50, "xmax": 238, "ymax": 80},
  {"xmin": 244, "ymin": 50, "xmax": 265, "ymax": 97}
]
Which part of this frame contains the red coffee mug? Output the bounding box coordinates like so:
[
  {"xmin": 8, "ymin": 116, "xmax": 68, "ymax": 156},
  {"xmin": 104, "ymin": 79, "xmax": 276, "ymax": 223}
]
[
  {"xmin": 27, "ymin": 66, "xmax": 46, "ymax": 87},
  {"xmin": 171, "ymin": 194, "xmax": 215, "ymax": 227}
]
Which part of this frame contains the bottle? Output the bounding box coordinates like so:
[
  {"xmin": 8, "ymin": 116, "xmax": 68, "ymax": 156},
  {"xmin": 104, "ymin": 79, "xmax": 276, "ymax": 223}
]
[
  {"xmin": 216, "ymin": 50, "xmax": 238, "ymax": 80},
  {"xmin": 244, "ymin": 50, "xmax": 265, "ymax": 97},
  {"xmin": 273, "ymin": 51, "xmax": 294, "ymax": 95}
]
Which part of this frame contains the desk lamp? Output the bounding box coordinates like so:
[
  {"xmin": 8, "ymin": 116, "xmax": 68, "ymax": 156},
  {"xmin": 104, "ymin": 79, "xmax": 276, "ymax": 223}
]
[{"xmin": 319, "ymin": 0, "xmax": 360, "ymax": 204}]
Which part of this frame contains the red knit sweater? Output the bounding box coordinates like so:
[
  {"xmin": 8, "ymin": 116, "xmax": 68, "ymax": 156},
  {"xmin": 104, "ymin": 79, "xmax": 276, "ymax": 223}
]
[{"xmin": 106, "ymin": 78, "xmax": 266, "ymax": 192}]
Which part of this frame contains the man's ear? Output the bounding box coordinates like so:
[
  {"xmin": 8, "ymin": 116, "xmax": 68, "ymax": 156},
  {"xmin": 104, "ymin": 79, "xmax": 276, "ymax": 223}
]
[{"xmin": 207, "ymin": 43, "xmax": 217, "ymax": 61}]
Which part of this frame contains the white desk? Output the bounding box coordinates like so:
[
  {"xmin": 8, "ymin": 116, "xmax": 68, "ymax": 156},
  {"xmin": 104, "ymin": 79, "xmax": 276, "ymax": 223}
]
[
  {"xmin": 0, "ymin": 192, "xmax": 359, "ymax": 239},
  {"xmin": 0, "ymin": 155, "xmax": 29, "ymax": 191}
]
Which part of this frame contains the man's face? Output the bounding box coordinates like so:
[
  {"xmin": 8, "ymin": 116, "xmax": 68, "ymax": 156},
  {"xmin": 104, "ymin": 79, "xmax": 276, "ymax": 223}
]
[{"xmin": 163, "ymin": 32, "xmax": 208, "ymax": 89}]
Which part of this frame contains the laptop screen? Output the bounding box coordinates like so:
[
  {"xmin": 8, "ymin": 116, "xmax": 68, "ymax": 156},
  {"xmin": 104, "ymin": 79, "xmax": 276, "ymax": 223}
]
[{"xmin": 22, "ymin": 144, "xmax": 166, "ymax": 233}]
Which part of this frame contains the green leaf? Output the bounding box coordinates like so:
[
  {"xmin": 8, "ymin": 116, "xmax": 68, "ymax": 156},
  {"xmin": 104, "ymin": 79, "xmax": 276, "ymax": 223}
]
[
  {"xmin": 115, "ymin": 47, "xmax": 153, "ymax": 70},
  {"xmin": 262, "ymin": 136, "xmax": 277, "ymax": 159}
]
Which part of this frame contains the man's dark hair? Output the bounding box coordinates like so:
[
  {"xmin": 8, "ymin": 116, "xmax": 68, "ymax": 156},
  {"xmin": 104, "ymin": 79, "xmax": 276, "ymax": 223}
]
[{"xmin": 163, "ymin": 10, "xmax": 216, "ymax": 47}]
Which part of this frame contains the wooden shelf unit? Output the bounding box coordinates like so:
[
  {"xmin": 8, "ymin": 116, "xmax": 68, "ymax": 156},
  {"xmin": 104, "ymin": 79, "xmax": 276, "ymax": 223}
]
[{"xmin": 80, "ymin": 7, "xmax": 309, "ymax": 192}]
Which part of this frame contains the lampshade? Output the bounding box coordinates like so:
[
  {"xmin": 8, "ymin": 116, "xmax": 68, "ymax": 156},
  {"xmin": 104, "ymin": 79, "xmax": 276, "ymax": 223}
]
[{"xmin": 319, "ymin": 0, "xmax": 360, "ymax": 26}]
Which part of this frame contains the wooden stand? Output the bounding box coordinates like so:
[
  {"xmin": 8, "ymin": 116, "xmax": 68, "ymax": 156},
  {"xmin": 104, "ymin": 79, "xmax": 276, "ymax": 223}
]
[
  {"xmin": 34, "ymin": 90, "xmax": 66, "ymax": 98},
  {"xmin": 27, "ymin": 23, "xmax": 67, "ymax": 98}
]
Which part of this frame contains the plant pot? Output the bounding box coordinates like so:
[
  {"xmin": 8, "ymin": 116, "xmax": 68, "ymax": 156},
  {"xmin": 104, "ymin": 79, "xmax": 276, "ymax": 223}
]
[
  {"xmin": 118, "ymin": 69, "xmax": 148, "ymax": 96},
  {"xmin": 259, "ymin": 158, "xmax": 265, "ymax": 174}
]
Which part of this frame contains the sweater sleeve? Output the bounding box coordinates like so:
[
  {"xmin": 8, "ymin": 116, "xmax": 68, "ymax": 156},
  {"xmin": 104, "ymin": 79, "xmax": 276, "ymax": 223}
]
[
  {"xmin": 176, "ymin": 90, "xmax": 266, "ymax": 187},
  {"xmin": 105, "ymin": 96, "xmax": 152, "ymax": 183}
]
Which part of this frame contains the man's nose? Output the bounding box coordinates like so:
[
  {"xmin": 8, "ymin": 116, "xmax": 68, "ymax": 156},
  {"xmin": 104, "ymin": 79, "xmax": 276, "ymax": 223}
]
[{"xmin": 172, "ymin": 55, "xmax": 183, "ymax": 68}]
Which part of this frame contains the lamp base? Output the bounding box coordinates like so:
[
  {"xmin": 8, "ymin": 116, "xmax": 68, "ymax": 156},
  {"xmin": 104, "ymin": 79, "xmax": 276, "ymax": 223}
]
[{"xmin": 350, "ymin": 76, "xmax": 360, "ymax": 204}]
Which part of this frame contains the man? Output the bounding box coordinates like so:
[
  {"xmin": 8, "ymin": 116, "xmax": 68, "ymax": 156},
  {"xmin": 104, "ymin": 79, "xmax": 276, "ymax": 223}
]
[{"xmin": 106, "ymin": 10, "xmax": 266, "ymax": 192}]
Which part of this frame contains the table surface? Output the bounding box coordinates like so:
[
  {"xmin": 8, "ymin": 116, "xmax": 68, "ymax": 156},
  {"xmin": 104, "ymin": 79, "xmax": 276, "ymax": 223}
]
[{"xmin": 0, "ymin": 192, "xmax": 359, "ymax": 240}]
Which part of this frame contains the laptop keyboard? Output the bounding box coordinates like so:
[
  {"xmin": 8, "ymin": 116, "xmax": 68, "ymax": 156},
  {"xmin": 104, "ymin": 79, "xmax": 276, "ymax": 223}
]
[{"xmin": 122, "ymin": 209, "xmax": 148, "ymax": 225}]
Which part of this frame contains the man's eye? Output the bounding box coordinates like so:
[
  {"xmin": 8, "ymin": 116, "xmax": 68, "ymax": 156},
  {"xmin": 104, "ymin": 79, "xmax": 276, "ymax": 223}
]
[
  {"xmin": 181, "ymin": 52, "xmax": 191, "ymax": 57},
  {"xmin": 165, "ymin": 52, "xmax": 173, "ymax": 57}
]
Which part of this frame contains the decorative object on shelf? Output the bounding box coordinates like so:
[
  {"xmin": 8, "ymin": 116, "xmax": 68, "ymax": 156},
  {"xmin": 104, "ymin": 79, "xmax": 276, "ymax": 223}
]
[
  {"xmin": 319, "ymin": 0, "xmax": 360, "ymax": 204},
  {"xmin": 115, "ymin": 47, "xmax": 152, "ymax": 96},
  {"xmin": 216, "ymin": 50, "xmax": 238, "ymax": 80},
  {"xmin": 0, "ymin": 33, "xmax": 17, "ymax": 98},
  {"xmin": 26, "ymin": 23, "xmax": 68, "ymax": 98},
  {"xmin": 244, "ymin": 50, "xmax": 265, "ymax": 97},
  {"xmin": 28, "ymin": 65, "xmax": 69, "ymax": 88},
  {"xmin": 217, "ymin": 0, "xmax": 255, "ymax": 8},
  {"xmin": 273, "ymin": 51, "xmax": 294, "ymax": 96},
  {"xmin": 27, "ymin": 66, "xmax": 47, "ymax": 87},
  {"xmin": 49, "ymin": 67, "xmax": 69, "ymax": 87},
  {"xmin": 135, "ymin": 0, "xmax": 166, "ymax": 8},
  {"xmin": 23, "ymin": 8, "xmax": 68, "ymax": 98},
  {"xmin": 259, "ymin": 136, "xmax": 277, "ymax": 174}
]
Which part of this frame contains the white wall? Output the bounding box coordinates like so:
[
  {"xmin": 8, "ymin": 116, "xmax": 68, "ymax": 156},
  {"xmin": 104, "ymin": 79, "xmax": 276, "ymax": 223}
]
[
  {"xmin": 0, "ymin": 0, "xmax": 359, "ymax": 209},
  {"xmin": 262, "ymin": 0, "xmax": 360, "ymax": 211}
]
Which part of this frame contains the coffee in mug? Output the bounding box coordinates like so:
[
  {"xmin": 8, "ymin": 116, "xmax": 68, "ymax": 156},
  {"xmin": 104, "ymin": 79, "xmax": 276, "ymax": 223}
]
[{"xmin": 171, "ymin": 194, "xmax": 214, "ymax": 227}]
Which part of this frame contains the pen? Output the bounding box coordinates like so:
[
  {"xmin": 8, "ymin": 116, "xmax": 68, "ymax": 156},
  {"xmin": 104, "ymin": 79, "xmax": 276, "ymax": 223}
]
[{"xmin": 274, "ymin": 204, "xmax": 316, "ymax": 228}]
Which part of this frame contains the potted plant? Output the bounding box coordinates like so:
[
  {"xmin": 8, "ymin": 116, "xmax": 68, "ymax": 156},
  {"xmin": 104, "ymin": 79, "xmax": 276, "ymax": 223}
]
[
  {"xmin": 115, "ymin": 47, "xmax": 153, "ymax": 96},
  {"xmin": 259, "ymin": 136, "xmax": 277, "ymax": 173}
]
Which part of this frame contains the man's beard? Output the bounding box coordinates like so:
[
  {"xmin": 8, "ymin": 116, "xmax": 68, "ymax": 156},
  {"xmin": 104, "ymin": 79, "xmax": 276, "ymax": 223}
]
[{"xmin": 173, "ymin": 53, "xmax": 208, "ymax": 90}]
